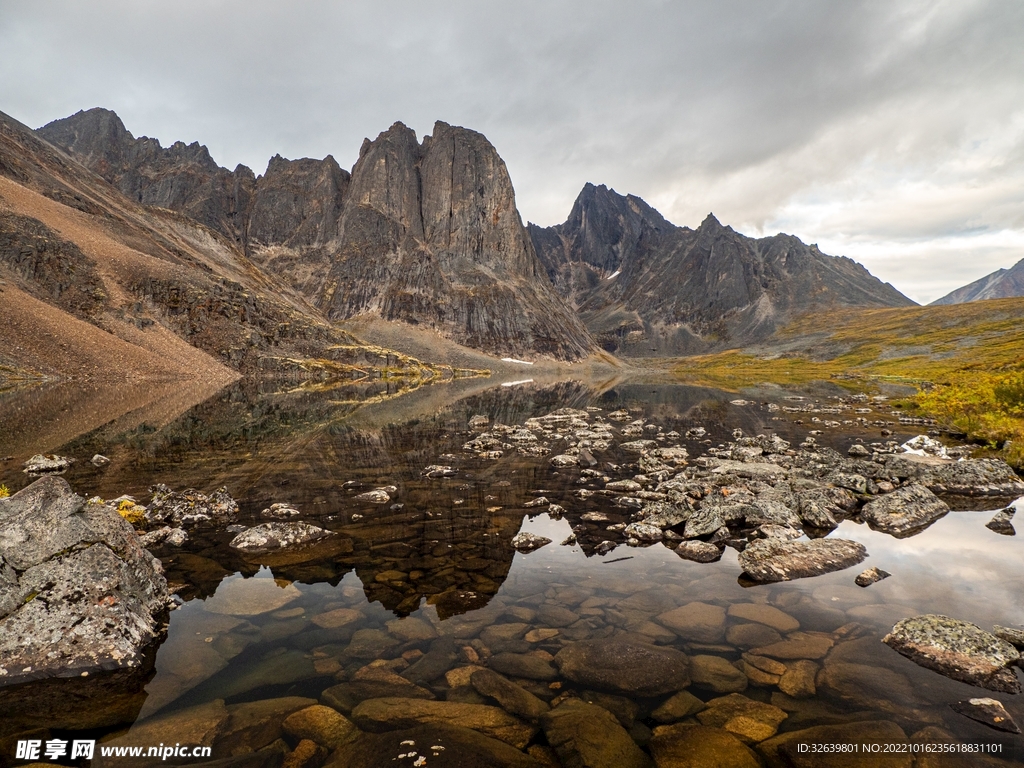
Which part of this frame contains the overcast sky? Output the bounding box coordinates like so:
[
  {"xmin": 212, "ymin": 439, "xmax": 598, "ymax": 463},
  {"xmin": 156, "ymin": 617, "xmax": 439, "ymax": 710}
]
[{"xmin": 2, "ymin": 0, "xmax": 1022, "ymax": 303}]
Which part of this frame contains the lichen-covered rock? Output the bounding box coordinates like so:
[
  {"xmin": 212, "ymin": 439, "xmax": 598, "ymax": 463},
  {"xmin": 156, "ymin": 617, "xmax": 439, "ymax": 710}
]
[
  {"xmin": 882, "ymin": 614, "xmax": 1021, "ymax": 693},
  {"xmin": 511, "ymin": 532, "xmax": 551, "ymax": 552},
  {"xmin": 738, "ymin": 537, "xmax": 867, "ymax": 583},
  {"xmin": 623, "ymin": 522, "xmax": 663, "ymax": 541},
  {"xmin": 147, "ymin": 483, "xmax": 238, "ymax": 526},
  {"xmin": 860, "ymin": 484, "xmax": 948, "ymax": 536},
  {"xmin": 230, "ymin": 522, "xmax": 332, "ymax": 552},
  {"xmin": 22, "ymin": 453, "xmax": 75, "ymax": 474},
  {"xmin": 353, "ymin": 489, "xmax": 391, "ymax": 503},
  {"xmin": 0, "ymin": 477, "xmax": 169, "ymax": 725},
  {"xmin": 796, "ymin": 489, "xmax": 841, "ymax": 530},
  {"xmin": 138, "ymin": 526, "xmax": 188, "ymax": 548},
  {"xmin": 882, "ymin": 454, "xmax": 1024, "ymax": 497}
]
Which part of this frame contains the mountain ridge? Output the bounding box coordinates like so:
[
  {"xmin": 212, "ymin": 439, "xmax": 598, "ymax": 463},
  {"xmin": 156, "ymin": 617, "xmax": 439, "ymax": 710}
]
[
  {"xmin": 26, "ymin": 106, "xmax": 918, "ymax": 368},
  {"xmin": 931, "ymin": 257, "xmax": 1024, "ymax": 305},
  {"xmin": 530, "ymin": 183, "xmax": 916, "ymax": 356},
  {"xmin": 39, "ymin": 109, "xmax": 597, "ymax": 361}
]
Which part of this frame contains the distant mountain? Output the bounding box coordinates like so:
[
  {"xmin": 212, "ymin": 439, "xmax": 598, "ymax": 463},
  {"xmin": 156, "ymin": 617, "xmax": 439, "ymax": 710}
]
[
  {"xmin": 530, "ymin": 183, "xmax": 916, "ymax": 355},
  {"xmin": 39, "ymin": 109, "xmax": 596, "ymax": 361},
  {"xmin": 930, "ymin": 258, "xmax": 1024, "ymax": 305}
]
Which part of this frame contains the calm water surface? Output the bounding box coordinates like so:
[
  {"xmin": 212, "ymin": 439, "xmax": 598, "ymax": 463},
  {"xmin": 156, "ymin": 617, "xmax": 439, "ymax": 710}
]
[{"xmin": 1, "ymin": 376, "xmax": 1022, "ymax": 764}]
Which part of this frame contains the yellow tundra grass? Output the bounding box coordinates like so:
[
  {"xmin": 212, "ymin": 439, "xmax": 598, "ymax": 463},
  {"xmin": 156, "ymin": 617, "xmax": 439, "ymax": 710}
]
[{"xmin": 674, "ymin": 297, "xmax": 1024, "ymax": 466}]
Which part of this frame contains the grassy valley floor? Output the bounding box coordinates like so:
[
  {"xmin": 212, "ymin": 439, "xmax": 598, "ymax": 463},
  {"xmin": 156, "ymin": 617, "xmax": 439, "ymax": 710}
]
[{"xmin": 669, "ymin": 297, "xmax": 1024, "ymax": 467}]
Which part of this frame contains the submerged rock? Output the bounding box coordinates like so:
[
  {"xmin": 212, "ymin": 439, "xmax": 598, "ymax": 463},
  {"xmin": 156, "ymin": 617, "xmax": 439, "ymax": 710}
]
[
  {"xmin": 230, "ymin": 522, "xmax": 332, "ymax": 552},
  {"xmin": 689, "ymin": 655, "xmax": 748, "ymax": 693},
  {"xmin": 471, "ymin": 668, "xmax": 549, "ymax": 722},
  {"xmin": 737, "ymin": 537, "xmax": 867, "ymax": 583},
  {"xmin": 323, "ymin": 723, "xmax": 543, "ymax": 768},
  {"xmin": 554, "ymin": 639, "xmax": 691, "ymax": 696},
  {"xmin": 283, "ymin": 704, "xmax": 359, "ymax": 750},
  {"xmin": 0, "ymin": 477, "xmax": 169, "ymax": 725},
  {"xmin": 757, "ymin": 720, "xmax": 911, "ymax": 768},
  {"xmin": 860, "ymin": 483, "xmax": 948, "ymax": 536},
  {"xmin": 147, "ymin": 483, "xmax": 239, "ymax": 526},
  {"xmin": 950, "ymin": 697, "xmax": 1020, "ymax": 733},
  {"xmin": 350, "ymin": 697, "xmax": 536, "ymax": 749},
  {"xmin": 882, "ymin": 614, "xmax": 1021, "ymax": 693},
  {"xmin": 650, "ymin": 723, "xmax": 760, "ymax": 768},
  {"xmin": 696, "ymin": 693, "xmax": 787, "ymax": 742},
  {"xmin": 541, "ymin": 699, "xmax": 652, "ymax": 768}
]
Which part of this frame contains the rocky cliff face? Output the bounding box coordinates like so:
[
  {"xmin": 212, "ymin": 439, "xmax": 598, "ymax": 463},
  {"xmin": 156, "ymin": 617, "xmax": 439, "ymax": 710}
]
[
  {"xmin": 531, "ymin": 185, "xmax": 916, "ymax": 355},
  {"xmin": 39, "ymin": 109, "xmax": 256, "ymax": 246},
  {"xmin": 931, "ymin": 257, "xmax": 1024, "ymax": 305},
  {"xmin": 319, "ymin": 121, "xmax": 594, "ymax": 360},
  {"xmin": 39, "ymin": 111, "xmax": 596, "ymax": 361}
]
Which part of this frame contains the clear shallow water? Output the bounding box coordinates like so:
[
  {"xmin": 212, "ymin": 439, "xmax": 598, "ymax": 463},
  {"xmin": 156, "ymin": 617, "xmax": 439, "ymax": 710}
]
[{"xmin": 2, "ymin": 377, "xmax": 1022, "ymax": 764}]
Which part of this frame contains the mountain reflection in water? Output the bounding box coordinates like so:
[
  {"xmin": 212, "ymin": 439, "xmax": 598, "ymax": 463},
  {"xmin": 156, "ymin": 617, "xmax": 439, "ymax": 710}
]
[{"xmin": 1, "ymin": 377, "xmax": 1022, "ymax": 763}]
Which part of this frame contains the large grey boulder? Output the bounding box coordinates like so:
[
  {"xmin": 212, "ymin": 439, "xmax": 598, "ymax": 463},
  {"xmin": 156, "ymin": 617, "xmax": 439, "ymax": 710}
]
[
  {"xmin": 860, "ymin": 484, "xmax": 948, "ymax": 536},
  {"xmin": 883, "ymin": 454, "xmax": 1024, "ymax": 497},
  {"xmin": 0, "ymin": 477, "xmax": 170, "ymax": 727},
  {"xmin": 737, "ymin": 537, "xmax": 867, "ymax": 583}
]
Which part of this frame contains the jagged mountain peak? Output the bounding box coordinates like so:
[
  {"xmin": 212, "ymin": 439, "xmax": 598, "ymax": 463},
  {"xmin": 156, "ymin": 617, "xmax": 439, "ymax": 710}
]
[
  {"xmin": 531, "ymin": 193, "xmax": 915, "ymax": 355},
  {"xmin": 696, "ymin": 212, "xmax": 730, "ymax": 233}
]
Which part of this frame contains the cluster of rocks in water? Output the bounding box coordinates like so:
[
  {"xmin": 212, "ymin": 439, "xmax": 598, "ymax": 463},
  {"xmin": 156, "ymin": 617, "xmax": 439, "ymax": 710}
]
[{"xmin": 464, "ymin": 407, "xmax": 1022, "ymax": 581}]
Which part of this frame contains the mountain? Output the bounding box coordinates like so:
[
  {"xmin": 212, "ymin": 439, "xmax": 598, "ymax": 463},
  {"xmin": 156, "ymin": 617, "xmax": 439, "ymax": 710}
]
[
  {"xmin": 0, "ymin": 107, "xmax": 458, "ymax": 384},
  {"xmin": 930, "ymin": 258, "xmax": 1024, "ymax": 305},
  {"xmin": 38, "ymin": 109, "xmax": 596, "ymax": 361},
  {"xmin": 530, "ymin": 183, "xmax": 916, "ymax": 355}
]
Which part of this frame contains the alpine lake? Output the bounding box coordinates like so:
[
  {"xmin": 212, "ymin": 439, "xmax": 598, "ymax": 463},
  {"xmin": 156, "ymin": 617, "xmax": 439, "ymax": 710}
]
[{"xmin": 1, "ymin": 372, "xmax": 1022, "ymax": 767}]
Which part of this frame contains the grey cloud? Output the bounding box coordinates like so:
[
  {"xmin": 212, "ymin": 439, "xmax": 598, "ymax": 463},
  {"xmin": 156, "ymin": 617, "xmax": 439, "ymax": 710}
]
[{"xmin": 1, "ymin": 0, "xmax": 1022, "ymax": 302}]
